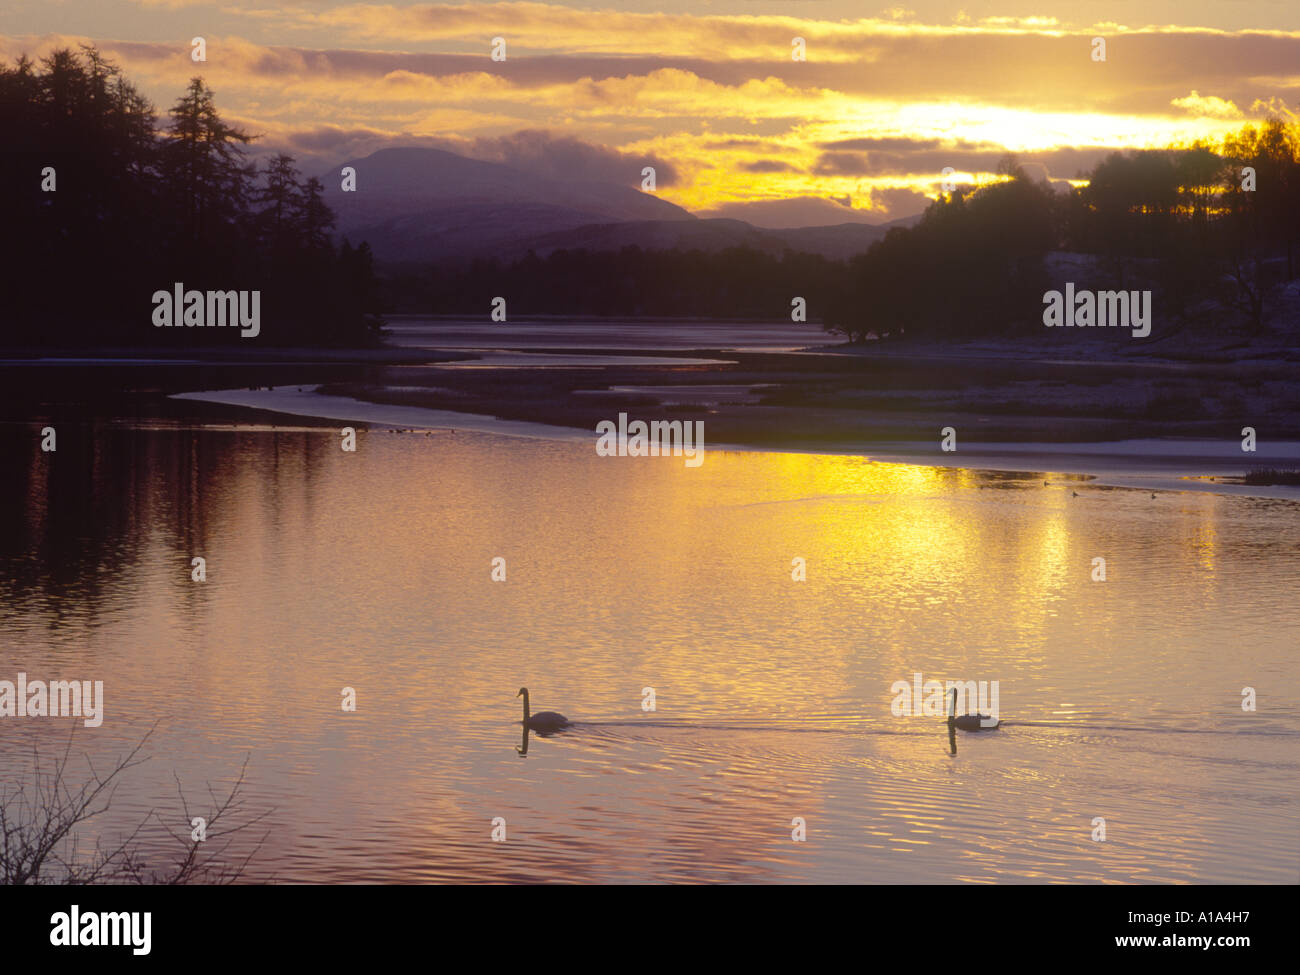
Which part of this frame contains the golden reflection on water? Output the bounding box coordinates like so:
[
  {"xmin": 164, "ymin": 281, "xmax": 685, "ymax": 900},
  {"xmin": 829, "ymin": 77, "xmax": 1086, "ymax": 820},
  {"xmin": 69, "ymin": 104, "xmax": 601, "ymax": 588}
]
[{"xmin": 0, "ymin": 425, "xmax": 1296, "ymax": 883}]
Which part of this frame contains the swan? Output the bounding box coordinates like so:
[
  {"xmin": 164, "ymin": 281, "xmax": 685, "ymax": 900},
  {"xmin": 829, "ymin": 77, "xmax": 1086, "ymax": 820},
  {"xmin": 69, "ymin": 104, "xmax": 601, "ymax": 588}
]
[
  {"xmin": 517, "ymin": 687, "xmax": 570, "ymax": 734},
  {"xmin": 946, "ymin": 687, "xmax": 1000, "ymax": 731}
]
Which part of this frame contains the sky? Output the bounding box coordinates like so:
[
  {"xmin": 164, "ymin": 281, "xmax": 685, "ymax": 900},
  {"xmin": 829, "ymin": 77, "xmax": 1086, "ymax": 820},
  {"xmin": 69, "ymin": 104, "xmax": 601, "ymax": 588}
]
[{"xmin": 3, "ymin": 1, "xmax": 1298, "ymax": 225}]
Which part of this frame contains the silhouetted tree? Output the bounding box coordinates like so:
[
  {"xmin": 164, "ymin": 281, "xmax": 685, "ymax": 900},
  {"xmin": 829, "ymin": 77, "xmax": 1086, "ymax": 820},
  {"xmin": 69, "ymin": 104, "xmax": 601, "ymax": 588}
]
[{"xmin": 0, "ymin": 48, "xmax": 385, "ymax": 347}]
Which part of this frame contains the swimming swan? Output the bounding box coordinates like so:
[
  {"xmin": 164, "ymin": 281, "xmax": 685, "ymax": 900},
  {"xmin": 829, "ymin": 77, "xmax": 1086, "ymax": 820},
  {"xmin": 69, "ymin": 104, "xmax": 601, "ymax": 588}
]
[
  {"xmin": 517, "ymin": 687, "xmax": 570, "ymax": 734},
  {"xmin": 947, "ymin": 687, "xmax": 1000, "ymax": 731}
]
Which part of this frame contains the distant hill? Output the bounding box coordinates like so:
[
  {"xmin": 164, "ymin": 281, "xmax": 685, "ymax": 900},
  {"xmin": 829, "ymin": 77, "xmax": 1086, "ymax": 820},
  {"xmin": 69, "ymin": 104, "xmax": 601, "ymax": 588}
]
[
  {"xmin": 323, "ymin": 146, "xmax": 908, "ymax": 264},
  {"xmin": 323, "ymin": 146, "xmax": 692, "ymax": 261}
]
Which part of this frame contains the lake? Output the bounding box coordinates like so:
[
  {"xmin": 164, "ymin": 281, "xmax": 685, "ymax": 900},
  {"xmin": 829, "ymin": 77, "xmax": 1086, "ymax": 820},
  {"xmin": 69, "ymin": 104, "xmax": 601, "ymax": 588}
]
[{"xmin": 0, "ymin": 419, "xmax": 1295, "ymax": 883}]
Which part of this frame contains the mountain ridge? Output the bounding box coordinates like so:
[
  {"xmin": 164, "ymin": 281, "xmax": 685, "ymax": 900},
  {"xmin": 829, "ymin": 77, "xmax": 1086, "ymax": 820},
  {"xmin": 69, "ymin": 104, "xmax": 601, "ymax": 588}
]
[{"xmin": 322, "ymin": 146, "xmax": 915, "ymax": 263}]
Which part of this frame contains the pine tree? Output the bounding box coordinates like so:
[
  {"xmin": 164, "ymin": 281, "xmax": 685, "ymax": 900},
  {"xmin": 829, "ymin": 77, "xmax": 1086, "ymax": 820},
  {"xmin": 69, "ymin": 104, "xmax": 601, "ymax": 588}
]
[{"xmin": 164, "ymin": 77, "xmax": 255, "ymax": 246}]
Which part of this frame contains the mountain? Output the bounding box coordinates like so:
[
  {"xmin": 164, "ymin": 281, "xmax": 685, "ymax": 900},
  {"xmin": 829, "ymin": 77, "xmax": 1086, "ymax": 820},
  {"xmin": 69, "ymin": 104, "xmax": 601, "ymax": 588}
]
[
  {"xmin": 323, "ymin": 146, "xmax": 693, "ymax": 261},
  {"xmin": 322, "ymin": 146, "xmax": 905, "ymax": 263}
]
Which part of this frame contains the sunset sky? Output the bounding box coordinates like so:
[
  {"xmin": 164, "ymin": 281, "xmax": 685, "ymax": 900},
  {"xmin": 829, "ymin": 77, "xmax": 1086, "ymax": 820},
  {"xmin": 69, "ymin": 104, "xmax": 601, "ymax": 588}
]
[{"xmin": 3, "ymin": 1, "xmax": 1297, "ymax": 224}]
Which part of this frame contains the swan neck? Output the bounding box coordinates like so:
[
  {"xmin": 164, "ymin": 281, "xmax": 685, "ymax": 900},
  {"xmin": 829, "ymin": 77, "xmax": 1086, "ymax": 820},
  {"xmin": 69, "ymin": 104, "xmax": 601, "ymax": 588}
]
[{"xmin": 521, "ymin": 691, "xmax": 530, "ymax": 721}]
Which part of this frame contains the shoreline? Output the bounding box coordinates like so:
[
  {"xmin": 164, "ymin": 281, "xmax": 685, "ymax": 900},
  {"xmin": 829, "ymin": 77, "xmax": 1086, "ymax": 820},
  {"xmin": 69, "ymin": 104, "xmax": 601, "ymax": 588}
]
[
  {"xmin": 318, "ymin": 326, "xmax": 1300, "ymax": 459},
  {"xmin": 5, "ymin": 327, "xmax": 1296, "ymax": 500},
  {"xmin": 169, "ymin": 385, "xmax": 1300, "ymax": 500}
]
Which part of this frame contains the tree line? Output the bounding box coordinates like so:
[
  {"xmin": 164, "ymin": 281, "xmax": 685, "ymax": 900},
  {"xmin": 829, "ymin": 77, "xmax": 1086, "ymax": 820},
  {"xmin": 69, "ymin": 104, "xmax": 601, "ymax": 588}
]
[
  {"xmin": 0, "ymin": 46, "xmax": 382, "ymax": 348},
  {"xmin": 399, "ymin": 122, "xmax": 1300, "ymax": 341},
  {"xmin": 386, "ymin": 246, "xmax": 845, "ymax": 320}
]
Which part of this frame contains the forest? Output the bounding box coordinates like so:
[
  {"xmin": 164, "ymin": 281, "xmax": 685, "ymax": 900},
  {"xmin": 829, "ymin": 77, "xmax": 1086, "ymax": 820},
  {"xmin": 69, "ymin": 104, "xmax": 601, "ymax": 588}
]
[
  {"xmin": 824, "ymin": 129, "xmax": 1299, "ymax": 342},
  {"xmin": 0, "ymin": 46, "xmax": 383, "ymax": 348}
]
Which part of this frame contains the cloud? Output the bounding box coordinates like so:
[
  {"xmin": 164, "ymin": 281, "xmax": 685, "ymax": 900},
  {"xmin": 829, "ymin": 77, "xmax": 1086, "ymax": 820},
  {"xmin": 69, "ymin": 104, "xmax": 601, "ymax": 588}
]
[
  {"xmin": 125, "ymin": 9, "xmax": 1300, "ymax": 121},
  {"xmin": 277, "ymin": 123, "xmax": 426, "ymax": 161},
  {"xmin": 695, "ymin": 196, "xmax": 883, "ymax": 228},
  {"xmin": 820, "ymin": 136, "xmax": 942, "ymax": 151},
  {"xmin": 247, "ymin": 3, "xmax": 987, "ymax": 61},
  {"xmin": 6, "ymin": 27, "xmax": 1297, "ymax": 127},
  {"xmin": 813, "ymin": 147, "xmax": 1008, "ymax": 177},
  {"xmin": 814, "ymin": 152, "xmax": 871, "ymax": 175},
  {"xmin": 740, "ymin": 159, "xmax": 800, "ymax": 174},
  {"xmin": 810, "ymin": 142, "xmax": 1124, "ymax": 181},
  {"xmin": 1171, "ymin": 90, "xmax": 1244, "ymax": 120},
  {"xmin": 1248, "ymin": 96, "xmax": 1300, "ymax": 122},
  {"xmin": 453, "ymin": 129, "xmax": 679, "ymax": 186},
  {"xmin": 866, "ymin": 186, "xmax": 932, "ymax": 220}
]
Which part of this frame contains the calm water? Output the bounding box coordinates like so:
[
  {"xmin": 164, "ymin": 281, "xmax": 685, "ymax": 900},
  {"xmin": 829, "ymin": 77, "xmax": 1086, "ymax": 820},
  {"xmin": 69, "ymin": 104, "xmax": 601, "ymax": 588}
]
[{"xmin": 0, "ymin": 423, "xmax": 1296, "ymax": 883}]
